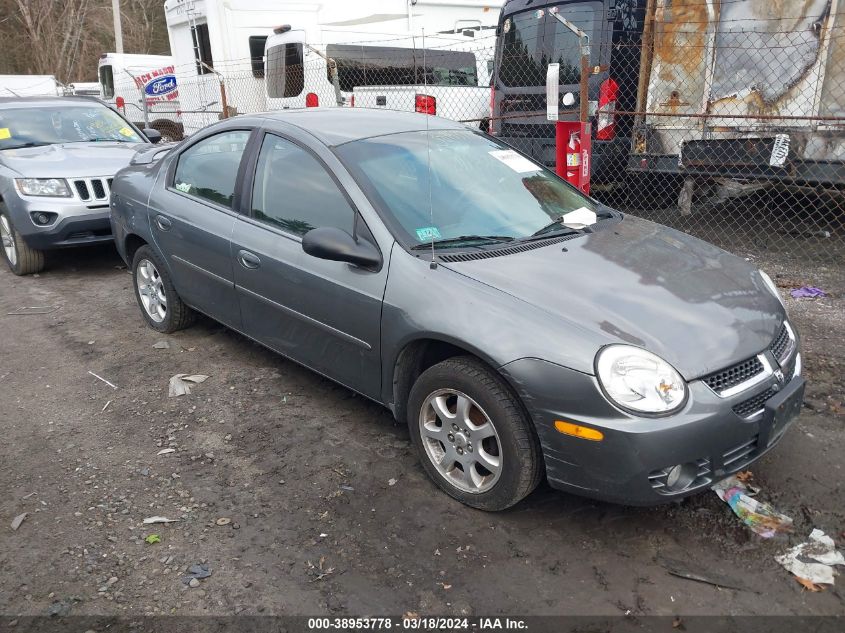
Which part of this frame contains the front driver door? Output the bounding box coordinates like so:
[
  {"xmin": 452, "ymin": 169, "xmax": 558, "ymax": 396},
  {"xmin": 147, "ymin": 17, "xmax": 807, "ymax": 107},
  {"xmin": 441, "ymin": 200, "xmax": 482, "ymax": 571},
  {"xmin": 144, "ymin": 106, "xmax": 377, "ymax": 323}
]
[
  {"xmin": 231, "ymin": 131, "xmax": 388, "ymax": 399},
  {"xmin": 148, "ymin": 128, "xmax": 253, "ymax": 328}
]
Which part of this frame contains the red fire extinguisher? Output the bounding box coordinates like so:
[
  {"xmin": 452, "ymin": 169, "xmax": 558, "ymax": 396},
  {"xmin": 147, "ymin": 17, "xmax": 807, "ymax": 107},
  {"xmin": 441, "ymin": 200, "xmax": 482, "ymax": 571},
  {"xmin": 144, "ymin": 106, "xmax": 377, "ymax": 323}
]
[{"xmin": 555, "ymin": 121, "xmax": 591, "ymax": 195}]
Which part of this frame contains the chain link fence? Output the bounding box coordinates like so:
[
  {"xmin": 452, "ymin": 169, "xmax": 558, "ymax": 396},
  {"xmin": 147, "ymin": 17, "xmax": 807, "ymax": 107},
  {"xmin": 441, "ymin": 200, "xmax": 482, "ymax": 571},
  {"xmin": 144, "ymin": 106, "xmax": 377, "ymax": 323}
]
[{"xmin": 162, "ymin": 0, "xmax": 844, "ymax": 262}]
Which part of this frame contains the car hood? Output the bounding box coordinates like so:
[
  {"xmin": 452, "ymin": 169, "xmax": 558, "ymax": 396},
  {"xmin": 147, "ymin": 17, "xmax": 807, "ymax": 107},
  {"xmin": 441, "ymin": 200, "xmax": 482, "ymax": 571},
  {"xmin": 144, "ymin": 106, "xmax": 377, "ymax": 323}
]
[
  {"xmin": 439, "ymin": 215, "xmax": 784, "ymax": 379},
  {"xmin": 0, "ymin": 142, "xmax": 149, "ymax": 178}
]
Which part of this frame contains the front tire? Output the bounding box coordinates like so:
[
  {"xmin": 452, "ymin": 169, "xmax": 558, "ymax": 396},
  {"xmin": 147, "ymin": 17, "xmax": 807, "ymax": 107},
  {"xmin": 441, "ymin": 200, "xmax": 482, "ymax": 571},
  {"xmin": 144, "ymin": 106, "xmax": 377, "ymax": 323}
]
[
  {"xmin": 0, "ymin": 211, "xmax": 45, "ymax": 275},
  {"xmin": 407, "ymin": 357, "xmax": 543, "ymax": 511},
  {"xmin": 132, "ymin": 245, "xmax": 195, "ymax": 333}
]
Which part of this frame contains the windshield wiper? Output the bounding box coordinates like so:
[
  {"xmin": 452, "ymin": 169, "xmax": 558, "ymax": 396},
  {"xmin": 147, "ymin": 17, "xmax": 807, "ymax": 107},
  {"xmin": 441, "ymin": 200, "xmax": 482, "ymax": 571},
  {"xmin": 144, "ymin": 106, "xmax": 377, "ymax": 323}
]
[
  {"xmin": 524, "ymin": 209, "xmax": 617, "ymax": 241},
  {"xmin": 410, "ymin": 235, "xmax": 515, "ymax": 250},
  {"xmin": 0, "ymin": 141, "xmax": 52, "ymax": 150}
]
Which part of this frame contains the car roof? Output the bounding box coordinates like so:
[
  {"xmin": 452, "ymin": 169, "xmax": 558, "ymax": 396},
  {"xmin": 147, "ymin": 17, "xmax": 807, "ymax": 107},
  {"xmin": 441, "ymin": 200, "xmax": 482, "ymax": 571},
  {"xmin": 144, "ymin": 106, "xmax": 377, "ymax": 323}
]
[
  {"xmin": 0, "ymin": 96, "xmax": 106, "ymax": 108},
  {"xmin": 259, "ymin": 108, "xmax": 469, "ymax": 146}
]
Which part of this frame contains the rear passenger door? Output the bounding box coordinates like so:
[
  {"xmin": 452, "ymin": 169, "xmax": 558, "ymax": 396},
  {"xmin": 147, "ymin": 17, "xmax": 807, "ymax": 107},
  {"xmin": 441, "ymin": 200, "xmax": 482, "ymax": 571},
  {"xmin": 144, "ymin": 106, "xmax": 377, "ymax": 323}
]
[
  {"xmin": 232, "ymin": 130, "xmax": 387, "ymax": 399},
  {"xmin": 149, "ymin": 128, "xmax": 254, "ymax": 328}
]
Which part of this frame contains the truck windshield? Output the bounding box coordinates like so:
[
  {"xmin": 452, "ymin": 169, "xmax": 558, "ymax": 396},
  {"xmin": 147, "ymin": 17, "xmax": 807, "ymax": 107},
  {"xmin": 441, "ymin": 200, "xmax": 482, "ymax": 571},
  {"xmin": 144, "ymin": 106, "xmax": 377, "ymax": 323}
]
[
  {"xmin": 498, "ymin": 3, "xmax": 599, "ymax": 87},
  {"xmin": 0, "ymin": 105, "xmax": 142, "ymax": 150},
  {"xmin": 337, "ymin": 130, "xmax": 596, "ymax": 246}
]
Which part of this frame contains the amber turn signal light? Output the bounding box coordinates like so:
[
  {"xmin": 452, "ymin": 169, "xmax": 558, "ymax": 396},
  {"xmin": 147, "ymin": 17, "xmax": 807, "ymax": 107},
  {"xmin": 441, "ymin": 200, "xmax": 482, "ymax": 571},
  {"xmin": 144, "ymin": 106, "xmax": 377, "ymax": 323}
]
[{"xmin": 554, "ymin": 420, "xmax": 604, "ymax": 441}]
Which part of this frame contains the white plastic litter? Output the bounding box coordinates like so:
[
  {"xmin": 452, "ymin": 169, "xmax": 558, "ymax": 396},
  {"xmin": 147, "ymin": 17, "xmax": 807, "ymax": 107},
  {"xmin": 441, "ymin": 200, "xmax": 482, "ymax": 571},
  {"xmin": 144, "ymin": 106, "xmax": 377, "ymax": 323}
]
[
  {"xmin": 143, "ymin": 516, "xmax": 180, "ymax": 524},
  {"xmin": 168, "ymin": 374, "xmax": 209, "ymax": 397},
  {"xmin": 157, "ymin": 448, "xmax": 176, "ymax": 456},
  {"xmin": 561, "ymin": 207, "xmax": 598, "ymax": 229},
  {"xmin": 775, "ymin": 529, "xmax": 845, "ymax": 586}
]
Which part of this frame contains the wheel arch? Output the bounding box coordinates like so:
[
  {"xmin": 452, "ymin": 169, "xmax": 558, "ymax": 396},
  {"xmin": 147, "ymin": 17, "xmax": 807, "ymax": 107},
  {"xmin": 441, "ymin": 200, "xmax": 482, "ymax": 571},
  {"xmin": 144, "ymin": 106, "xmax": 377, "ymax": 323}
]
[{"xmin": 124, "ymin": 233, "xmax": 149, "ymax": 264}]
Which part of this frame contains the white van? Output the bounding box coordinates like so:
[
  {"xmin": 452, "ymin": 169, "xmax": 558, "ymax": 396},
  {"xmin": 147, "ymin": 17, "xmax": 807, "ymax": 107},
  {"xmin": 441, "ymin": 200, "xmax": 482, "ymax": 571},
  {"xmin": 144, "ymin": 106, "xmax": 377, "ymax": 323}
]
[
  {"xmin": 0, "ymin": 75, "xmax": 65, "ymax": 98},
  {"xmin": 98, "ymin": 53, "xmax": 184, "ymax": 141},
  {"xmin": 264, "ymin": 25, "xmax": 496, "ymax": 126}
]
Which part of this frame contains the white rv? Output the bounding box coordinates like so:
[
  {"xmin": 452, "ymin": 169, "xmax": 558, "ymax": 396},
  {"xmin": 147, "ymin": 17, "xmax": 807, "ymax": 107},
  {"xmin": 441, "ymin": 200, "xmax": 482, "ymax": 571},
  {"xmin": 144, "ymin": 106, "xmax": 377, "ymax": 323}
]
[
  {"xmin": 97, "ymin": 53, "xmax": 185, "ymax": 140},
  {"xmin": 0, "ymin": 75, "xmax": 65, "ymax": 98},
  {"xmin": 164, "ymin": 0, "xmax": 502, "ymax": 133}
]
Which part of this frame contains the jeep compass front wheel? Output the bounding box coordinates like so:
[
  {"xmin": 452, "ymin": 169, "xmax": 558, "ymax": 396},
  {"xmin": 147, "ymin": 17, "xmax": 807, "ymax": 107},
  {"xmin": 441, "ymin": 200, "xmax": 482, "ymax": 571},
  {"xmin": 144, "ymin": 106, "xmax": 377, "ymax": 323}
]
[
  {"xmin": 0, "ymin": 211, "xmax": 45, "ymax": 275},
  {"xmin": 407, "ymin": 357, "xmax": 543, "ymax": 510}
]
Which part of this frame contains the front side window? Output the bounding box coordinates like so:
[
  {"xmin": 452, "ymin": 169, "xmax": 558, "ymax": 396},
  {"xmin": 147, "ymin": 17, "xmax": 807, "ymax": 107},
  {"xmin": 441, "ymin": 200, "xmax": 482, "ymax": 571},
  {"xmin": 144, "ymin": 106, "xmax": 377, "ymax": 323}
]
[
  {"xmin": 99, "ymin": 65, "xmax": 115, "ymax": 98},
  {"xmin": 266, "ymin": 43, "xmax": 304, "ymax": 98},
  {"xmin": 0, "ymin": 105, "xmax": 142, "ymax": 150},
  {"xmin": 337, "ymin": 130, "xmax": 596, "ymax": 246},
  {"xmin": 498, "ymin": 3, "xmax": 598, "ymax": 87},
  {"xmin": 173, "ymin": 130, "xmax": 251, "ymax": 208},
  {"xmin": 251, "ymin": 134, "xmax": 354, "ymax": 236}
]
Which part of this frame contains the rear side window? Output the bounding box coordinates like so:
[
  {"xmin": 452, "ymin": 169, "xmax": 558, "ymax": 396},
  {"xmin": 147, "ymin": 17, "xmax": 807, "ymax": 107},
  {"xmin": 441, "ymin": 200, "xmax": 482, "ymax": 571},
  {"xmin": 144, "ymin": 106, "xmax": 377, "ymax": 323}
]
[
  {"xmin": 99, "ymin": 65, "xmax": 115, "ymax": 98},
  {"xmin": 249, "ymin": 35, "xmax": 268, "ymax": 78},
  {"xmin": 173, "ymin": 130, "xmax": 251, "ymax": 208},
  {"xmin": 251, "ymin": 134, "xmax": 354, "ymax": 236},
  {"xmin": 266, "ymin": 43, "xmax": 304, "ymax": 98},
  {"xmin": 326, "ymin": 45, "xmax": 478, "ymax": 91}
]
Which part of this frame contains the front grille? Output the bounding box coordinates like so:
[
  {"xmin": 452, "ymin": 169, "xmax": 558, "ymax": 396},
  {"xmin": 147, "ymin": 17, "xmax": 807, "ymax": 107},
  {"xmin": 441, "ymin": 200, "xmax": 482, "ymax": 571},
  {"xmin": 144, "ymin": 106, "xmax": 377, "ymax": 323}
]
[
  {"xmin": 72, "ymin": 177, "xmax": 110, "ymax": 202},
  {"xmin": 770, "ymin": 322, "xmax": 793, "ymax": 363},
  {"xmin": 702, "ymin": 356, "xmax": 764, "ymax": 394},
  {"xmin": 732, "ymin": 388, "xmax": 777, "ymax": 418},
  {"xmin": 722, "ymin": 434, "xmax": 760, "ymax": 470}
]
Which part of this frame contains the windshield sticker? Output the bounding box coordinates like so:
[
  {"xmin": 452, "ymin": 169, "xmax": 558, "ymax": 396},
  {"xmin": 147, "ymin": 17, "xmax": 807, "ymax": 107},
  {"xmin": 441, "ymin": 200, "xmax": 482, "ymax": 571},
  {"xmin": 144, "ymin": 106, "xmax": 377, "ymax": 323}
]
[
  {"xmin": 489, "ymin": 150, "xmax": 542, "ymax": 174},
  {"xmin": 175, "ymin": 182, "xmax": 192, "ymax": 193},
  {"xmin": 415, "ymin": 226, "xmax": 442, "ymax": 242},
  {"xmin": 119, "ymin": 127, "xmax": 135, "ymax": 138},
  {"xmin": 0, "ymin": 128, "xmax": 10, "ymax": 140}
]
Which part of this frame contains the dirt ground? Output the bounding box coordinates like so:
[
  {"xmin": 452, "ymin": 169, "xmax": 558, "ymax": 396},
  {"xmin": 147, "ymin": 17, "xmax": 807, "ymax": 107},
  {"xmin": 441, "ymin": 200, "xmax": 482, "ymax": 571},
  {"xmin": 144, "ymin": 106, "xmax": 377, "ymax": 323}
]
[{"xmin": 0, "ymin": 244, "xmax": 843, "ymax": 618}]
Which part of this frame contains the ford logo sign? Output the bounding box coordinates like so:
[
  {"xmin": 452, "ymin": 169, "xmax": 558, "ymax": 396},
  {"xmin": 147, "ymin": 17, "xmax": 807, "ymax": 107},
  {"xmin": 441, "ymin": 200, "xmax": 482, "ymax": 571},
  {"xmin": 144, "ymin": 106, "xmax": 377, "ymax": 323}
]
[{"xmin": 144, "ymin": 75, "xmax": 178, "ymax": 97}]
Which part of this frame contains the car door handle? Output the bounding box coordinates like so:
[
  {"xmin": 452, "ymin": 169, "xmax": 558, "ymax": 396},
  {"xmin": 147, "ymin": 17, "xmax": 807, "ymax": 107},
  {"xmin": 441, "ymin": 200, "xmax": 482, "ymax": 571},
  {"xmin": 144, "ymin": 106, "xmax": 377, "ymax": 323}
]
[
  {"xmin": 237, "ymin": 250, "xmax": 261, "ymax": 269},
  {"xmin": 155, "ymin": 215, "xmax": 172, "ymax": 231}
]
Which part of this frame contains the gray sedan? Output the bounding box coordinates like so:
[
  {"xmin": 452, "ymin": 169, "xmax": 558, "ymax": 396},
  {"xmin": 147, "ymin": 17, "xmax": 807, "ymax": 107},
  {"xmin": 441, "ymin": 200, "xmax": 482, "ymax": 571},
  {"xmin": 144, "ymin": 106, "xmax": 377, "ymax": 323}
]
[{"xmin": 110, "ymin": 109, "xmax": 803, "ymax": 510}]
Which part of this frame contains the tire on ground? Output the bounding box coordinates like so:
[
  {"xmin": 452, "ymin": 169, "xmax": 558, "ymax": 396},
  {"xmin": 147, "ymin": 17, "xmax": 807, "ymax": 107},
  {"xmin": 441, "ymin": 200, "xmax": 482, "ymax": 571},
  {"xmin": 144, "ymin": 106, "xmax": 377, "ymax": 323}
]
[
  {"xmin": 407, "ymin": 356, "xmax": 544, "ymax": 511},
  {"xmin": 0, "ymin": 210, "xmax": 45, "ymax": 275},
  {"xmin": 131, "ymin": 244, "xmax": 195, "ymax": 333}
]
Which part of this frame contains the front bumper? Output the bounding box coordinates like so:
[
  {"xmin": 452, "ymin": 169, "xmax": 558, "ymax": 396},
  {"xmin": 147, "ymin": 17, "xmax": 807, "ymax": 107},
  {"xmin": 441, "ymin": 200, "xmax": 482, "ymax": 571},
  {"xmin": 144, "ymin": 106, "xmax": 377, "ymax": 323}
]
[
  {"xmin": 501, "ymin": 352, "xmax": 803, "ymax": 506},
  {"xmin": 20, "ymin": 210, "xmax": 113, "ymax": 250}
]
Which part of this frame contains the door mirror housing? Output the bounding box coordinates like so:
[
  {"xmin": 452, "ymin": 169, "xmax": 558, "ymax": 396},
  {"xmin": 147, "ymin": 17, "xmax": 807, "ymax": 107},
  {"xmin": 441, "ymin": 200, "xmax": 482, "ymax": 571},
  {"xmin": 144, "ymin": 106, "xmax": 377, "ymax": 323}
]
[
  {"xmin": 143, "ymin": 128, "xmax": 162, "ymax": 144},
  {"xmin": 302, "ymin": 227, "xmax": 382, "ymax": 270}
]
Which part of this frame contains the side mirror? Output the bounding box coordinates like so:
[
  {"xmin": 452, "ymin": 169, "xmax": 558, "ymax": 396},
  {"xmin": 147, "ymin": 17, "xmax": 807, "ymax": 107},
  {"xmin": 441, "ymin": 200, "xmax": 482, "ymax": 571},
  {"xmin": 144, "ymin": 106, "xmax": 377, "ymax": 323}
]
[
  {"xmin": 302, "ymin": 227, "xmax": 381, "ymax": 270},
  {"xmin": 143, "ymin": 128, "xmax": 162, "ymax": 144}
]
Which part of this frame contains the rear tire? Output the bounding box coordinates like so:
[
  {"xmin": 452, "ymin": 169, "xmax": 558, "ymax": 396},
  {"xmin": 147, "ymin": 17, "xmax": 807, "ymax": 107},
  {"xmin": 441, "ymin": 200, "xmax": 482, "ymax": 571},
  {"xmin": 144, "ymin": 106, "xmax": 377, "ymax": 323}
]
[
  {"xmin": 131, "ymin": 245, "xmax": 195, "ymax": 333},
  {"xmin": 407, "ymin": 356, "xmax": 543, "ymax": 511},
  {"xmin": 0, "ymin": 211, "xmax": 45, "ymax": 275}
]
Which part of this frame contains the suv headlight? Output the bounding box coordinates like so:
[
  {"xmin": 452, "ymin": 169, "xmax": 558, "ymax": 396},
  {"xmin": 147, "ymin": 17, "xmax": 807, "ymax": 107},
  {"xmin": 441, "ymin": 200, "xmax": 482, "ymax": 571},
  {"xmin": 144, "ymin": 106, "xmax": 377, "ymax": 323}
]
[
  {"xmin": 596, "ymin": 345, "xmax": 687, "ymax": 414},
  {"xmin": 759, "ymin": 270, "xmax": 785, "ymax": 308},
  {"xmin": 15, "ymin": 178, "xmax": 72, "ymax": 197}
]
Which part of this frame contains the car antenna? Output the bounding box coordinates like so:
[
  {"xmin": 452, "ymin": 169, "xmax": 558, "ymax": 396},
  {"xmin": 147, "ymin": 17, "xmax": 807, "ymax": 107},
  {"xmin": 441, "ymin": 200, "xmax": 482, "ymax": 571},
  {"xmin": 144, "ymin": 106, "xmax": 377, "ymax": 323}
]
[{"xmin": 422, "ymin": 28, "xmax": 437, "ymax": 270}]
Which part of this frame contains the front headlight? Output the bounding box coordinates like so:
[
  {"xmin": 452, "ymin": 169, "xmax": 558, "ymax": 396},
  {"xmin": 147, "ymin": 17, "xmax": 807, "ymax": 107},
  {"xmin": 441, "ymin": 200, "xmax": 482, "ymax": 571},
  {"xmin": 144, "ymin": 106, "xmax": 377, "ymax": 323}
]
[
  {"xmin": 759, "ymin": 269, "xmax": 785, "ymax": 308},
  {"xmin": 596, "ymin": 345, "xmax": 687, "ymax": 414},
  {"xmin": 15, "ymin": 178, "xmax": 72, "ymax": 197}
]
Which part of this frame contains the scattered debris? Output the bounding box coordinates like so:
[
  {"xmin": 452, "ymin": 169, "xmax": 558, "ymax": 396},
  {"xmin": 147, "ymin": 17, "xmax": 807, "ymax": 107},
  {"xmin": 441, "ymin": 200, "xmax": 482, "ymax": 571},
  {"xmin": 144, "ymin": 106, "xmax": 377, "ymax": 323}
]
[
  {"xmin": 182, "ymin": 563, "xmax": 212, "ymax": 585},
  {"xmin": 101, "ymin": 400, "xmax": 112, "ymax": 413},
  {"xmin": 672, "ymin": 617, "xmax": 684, "ymax": 630},
  {"xmin": 388, "ymin": 478, "xmax": 398, "ymax": 486},
  {"xmin": 790, "ymin": 286, "xmax": 828, "ymax": 299},
  {"xmin": 152, "ymin": 340, "xmax": 171, "ymax": 349},
  {"xmin": 7, "ymin": 306, "xmax": 58, "ymax": 316},
  {"xmin": 339, "ymin": 484, "xmax": 354, "ymax": 492},
  {"xmin": 660, "ymin": 557, "xmax": 749, "ymax": 591},
  {"xmin": 142, "ymin": 516, "xmax": 179, "ymax": 524},
  {"xmin": 712, "ymin": 475, "xmax": 793, "ymax": 538},
  {"xmin": 168, "ymin": 373, "xmax": 209, "ymax": 397},
  {"xmin": 775, "ymin": 529, "xmax": 845, "ymax": 588},
  {"xmin": 215, "ymin": 517, "xmax": 232, "ymax": 526},
  {"xmin": 88, "ymin": 371, "xmax": 118, "ymax": 390},
  {"xmin": 10, "ymin": 512, "xmax": 27, "ymax": 531},
  {"xmin": 157, "ymin": 448, "xmax": 176, "ymax": 456},
  {"xmin": 308, "ymin": 557, "xmax": 335, "ymax": 582},
  {"xmin": 144, "ymin": 534, "xmax": 161, "ymax": 545},
  {"xmin": 188, "ymin": 578, "xmax": 201, "ymax": 588}
]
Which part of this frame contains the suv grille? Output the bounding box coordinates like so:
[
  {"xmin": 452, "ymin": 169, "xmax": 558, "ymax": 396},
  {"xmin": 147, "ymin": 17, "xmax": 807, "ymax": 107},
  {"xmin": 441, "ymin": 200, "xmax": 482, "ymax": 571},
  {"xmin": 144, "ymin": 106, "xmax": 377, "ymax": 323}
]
[
  {"xmin": 72, "ymin": 177, "xmax": 111, "ymax": 202},
  {"xmin": 770, "ymin": 322, "xmax": 793, "ymax": 363},
  {"xmin": 702, "ymin": 356, "xmax": 764, "ymax": 393}
]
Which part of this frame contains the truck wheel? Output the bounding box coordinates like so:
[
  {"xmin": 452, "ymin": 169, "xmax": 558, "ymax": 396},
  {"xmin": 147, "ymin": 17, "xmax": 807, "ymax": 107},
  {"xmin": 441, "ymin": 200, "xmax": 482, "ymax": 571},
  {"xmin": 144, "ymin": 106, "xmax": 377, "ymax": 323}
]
[
  {"xmin": 0, "ymin": 211, "xmax": 45, "ymax": 275},
  {"xmin": 407, "ymin": 356, "xmax": 543, "ymax": 511},
  {"xmin": 132, "ymin": 245, "xmax": 195, "ymax": 332}
]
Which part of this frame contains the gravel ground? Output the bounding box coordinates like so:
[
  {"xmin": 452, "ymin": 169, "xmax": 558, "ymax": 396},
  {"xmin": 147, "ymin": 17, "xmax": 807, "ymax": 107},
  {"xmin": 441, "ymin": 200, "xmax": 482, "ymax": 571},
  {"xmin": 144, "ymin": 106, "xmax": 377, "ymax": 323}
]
[{"xmin": 0, "ymin": 244, "xmax": 843, "ymax": 617}]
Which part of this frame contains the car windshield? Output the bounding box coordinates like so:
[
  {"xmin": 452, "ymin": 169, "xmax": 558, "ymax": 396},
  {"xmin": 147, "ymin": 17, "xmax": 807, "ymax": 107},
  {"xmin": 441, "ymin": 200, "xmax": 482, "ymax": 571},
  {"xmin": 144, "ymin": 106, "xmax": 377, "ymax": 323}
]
[
  {"xmin": 0, "ymin": 105, "xmax": 142, "ymax": 150},
  {"xmin": 336, "ymin": 130, "xmax": 597, "ymax": 246}
]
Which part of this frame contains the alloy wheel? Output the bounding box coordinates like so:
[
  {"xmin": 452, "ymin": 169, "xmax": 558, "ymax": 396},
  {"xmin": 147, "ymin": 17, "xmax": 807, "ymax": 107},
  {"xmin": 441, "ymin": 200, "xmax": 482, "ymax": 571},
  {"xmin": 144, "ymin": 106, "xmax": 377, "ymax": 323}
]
[
  {"xmin": 0, "ymin": 215, "xmax": 17, "ymax": 266},
  {"xmin": 136, "ymin": 258, "xmax": 167, "ymax": 323}
]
